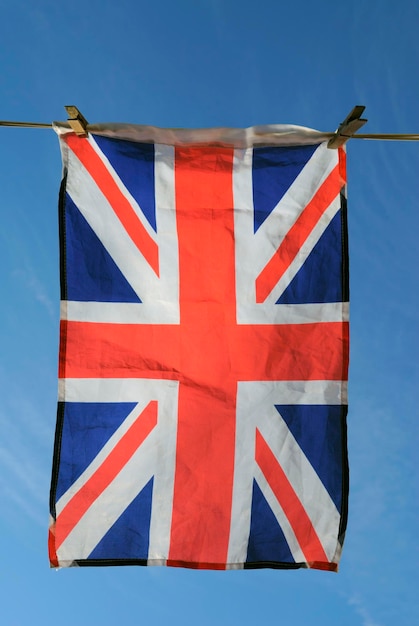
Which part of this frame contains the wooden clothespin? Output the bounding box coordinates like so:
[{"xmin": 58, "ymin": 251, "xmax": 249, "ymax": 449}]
[
  {"xmin": 65, "ymin": 105, "xmax": 89, "ymax": 136},
  {"xmin": 328, "ymin": 105, "xmax": 368, "ymax": 148}
]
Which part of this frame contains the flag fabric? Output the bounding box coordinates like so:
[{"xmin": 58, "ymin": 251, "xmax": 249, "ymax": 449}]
[{"xmin": 49, "ymin": 123, "xmax": 349, "ymax": 571}]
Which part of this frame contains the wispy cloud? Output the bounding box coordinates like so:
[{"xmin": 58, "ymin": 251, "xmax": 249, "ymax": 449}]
[
  {"xmin": 0, "ymin": 427, "xmax": 50, "ymax": 526},
  {"xmin": 348, "ymin": 595, "xmax": 382, "ymax": 626},
  {"xmin": 0, "ymin": 370, "xmax": 55, "ymax": 530},
  {"xmin": 12, "ymin": 267, "xmax": 56, "ymax": 318},
  {"xmin": 0, "ymin": 475, "xmax": 46, "ymax": 527}
]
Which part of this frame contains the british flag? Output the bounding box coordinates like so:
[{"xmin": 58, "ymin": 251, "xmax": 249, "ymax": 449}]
[{"xmin": 49, "ymin": 123, "xmax": 349, "ymax": 571}]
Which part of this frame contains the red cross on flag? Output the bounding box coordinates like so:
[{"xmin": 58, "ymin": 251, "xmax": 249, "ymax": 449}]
[{"xmin": 49, "ymin": 122, "xmax": 349, "ymax": 572}]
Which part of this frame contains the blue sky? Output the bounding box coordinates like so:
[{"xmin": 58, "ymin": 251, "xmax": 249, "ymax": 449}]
[{"xmin": 0, "ymin": 0, "xmax": 418, "ymax": 624}]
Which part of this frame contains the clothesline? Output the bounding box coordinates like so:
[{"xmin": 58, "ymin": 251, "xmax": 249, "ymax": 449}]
[{"xmin": 1, "ymin": 104, "xmax": 418, "ymax": 146}]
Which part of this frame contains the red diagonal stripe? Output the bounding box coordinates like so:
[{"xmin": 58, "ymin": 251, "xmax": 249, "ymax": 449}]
[
  {"xmin": 255, "ymin": 428, "xmax": 329, "ymax": 565},
  {"xmin": 255, "ymin": 162, "xmax": 345, "ymax": 303},
  {"xmin": 55, "ymin": 400, "xmax": 158, "ymax": 550},
  {"xmin": 65, "ymin": 134, "xmax": 159, "ymax": 276}
]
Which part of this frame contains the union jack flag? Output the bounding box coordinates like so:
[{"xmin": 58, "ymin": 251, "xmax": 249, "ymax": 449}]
[{"xmin": 49, "ymin": 123, "xmax": 349, "ymax": 571}]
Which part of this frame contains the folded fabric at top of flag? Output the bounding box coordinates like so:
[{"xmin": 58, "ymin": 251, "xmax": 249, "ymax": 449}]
[
  {"xmin": 53, "ymin": 121, "xmax": 332, "ymax": 147},
  {"xmin": 49, "ymin": 122, "xmax": 349, "ymax": 572}
]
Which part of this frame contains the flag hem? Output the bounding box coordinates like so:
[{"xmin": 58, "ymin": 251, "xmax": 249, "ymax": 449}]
[{"xmin": 52, "ymin": 122, "xmax": 331, "ymax": 148}]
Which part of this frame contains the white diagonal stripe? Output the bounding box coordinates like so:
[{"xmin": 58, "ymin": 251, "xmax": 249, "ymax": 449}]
[
  {"xmin": 88, "ymin": 135, "xmax": 157, "ymax": 241},
  {"xmin": 252, "ymin": 143, "xmax": 338, "ymax": 274},
  {"xmin": 263, "ymin": 195, "xmax": 342, "ymax": 305},
  {"xmin": 228, "ymin": 381, "xmax": 344, "ymax": 565},
  {"xmin": 234, "ymin": 143, "xmax": 342, "ymax": 322},
  {"xmin": 57, "ymin": 428, "xmax": 157, "ymax": 561},
  {"xmin": 254, "ymin": 464, "xmax": 306, "ymax": 563},
  {"xmin": 62, "ymin": 140, "xmax": 179, "ymax": 323},
  {"xmin": 56, "ymin": 378, "xmax": 178, "ymax": 565},
  {"xmin": 257, "ymin": 405, "xmax": 341, "ymax": 561}
]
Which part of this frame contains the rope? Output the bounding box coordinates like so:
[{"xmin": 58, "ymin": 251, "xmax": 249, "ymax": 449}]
[
  {"xmin": 0, "ymin": 120, "xmax": 52, "ymax": 129},
  {"xmin": 350, "ymin": 133, "xmax": 419, "ymax": 141},
  {"xmin": 1, "ymin": 120, "xmax": 419, "ymax": 141}
]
